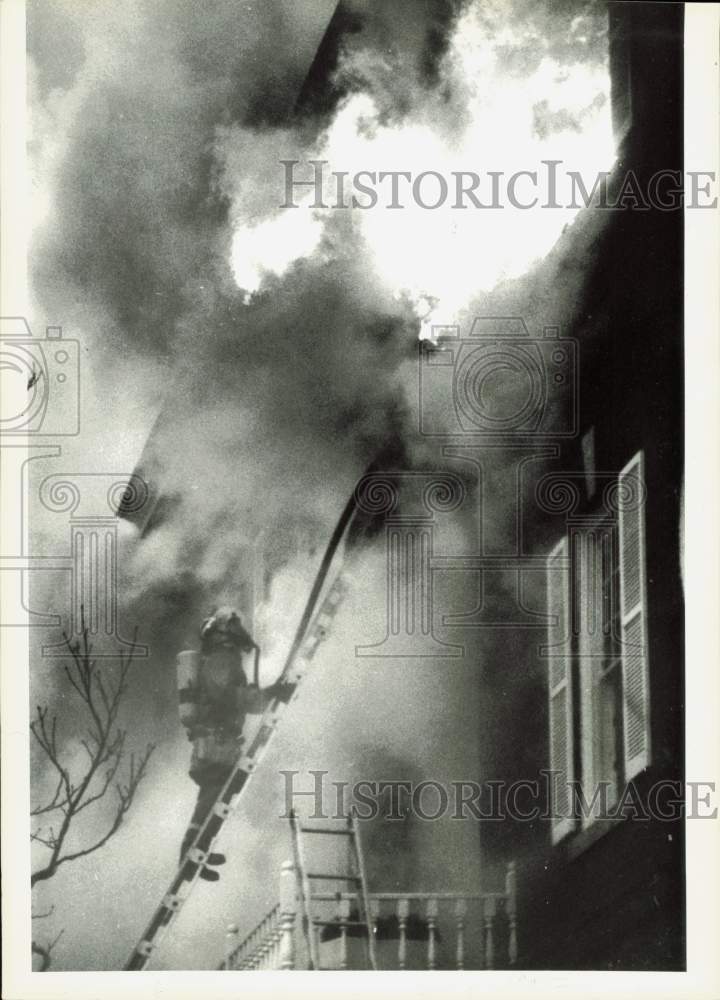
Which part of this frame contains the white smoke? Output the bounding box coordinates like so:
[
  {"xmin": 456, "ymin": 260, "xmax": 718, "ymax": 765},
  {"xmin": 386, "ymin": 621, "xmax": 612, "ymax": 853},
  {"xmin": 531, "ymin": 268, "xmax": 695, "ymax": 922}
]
[
  {"xmin": 223, "ymin": 0, "xmax": 614, "ymax": 331},
  {"xmin": 27, "ymin": 0, "xmax": 615, "ymax": 970}
]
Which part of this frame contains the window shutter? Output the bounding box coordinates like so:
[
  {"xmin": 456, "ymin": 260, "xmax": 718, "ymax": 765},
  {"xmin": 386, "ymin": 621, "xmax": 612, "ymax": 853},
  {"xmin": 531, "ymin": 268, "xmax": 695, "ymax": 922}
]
[
  {"xmin": 618, "ymin": 451, "xmax": 651, "ymax": 779},
  {"xmin": 577, "ymin": 530, "xmax": 598, "ymax": 825},
  {"xmin": 577, "ymin": 523, "xmax": 618, "ymax": 824},
  {"xmin": 546, "ymin": 536, "xmax": 575, "ymax": 843}
]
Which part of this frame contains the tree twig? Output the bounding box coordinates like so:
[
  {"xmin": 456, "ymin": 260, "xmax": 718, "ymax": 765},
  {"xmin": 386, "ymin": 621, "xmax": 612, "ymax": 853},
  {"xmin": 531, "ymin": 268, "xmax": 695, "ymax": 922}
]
[{"xmin": 31, "ymin": 616, "xmax": 155, "ymax": 889}]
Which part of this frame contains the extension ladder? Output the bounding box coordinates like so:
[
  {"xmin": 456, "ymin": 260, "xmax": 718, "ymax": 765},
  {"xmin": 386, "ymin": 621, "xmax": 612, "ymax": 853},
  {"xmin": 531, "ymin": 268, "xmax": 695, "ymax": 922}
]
[
  {"xmin": 124, "ymin": 569, "xmax": 349, "ymax": 970},
  {"xmin": 123, "ymin": 459, "xmax": 378, "ymax": 971},
  {"xmin": 290, "ymin": 809, "xmax": 378, "ymax": 970}
]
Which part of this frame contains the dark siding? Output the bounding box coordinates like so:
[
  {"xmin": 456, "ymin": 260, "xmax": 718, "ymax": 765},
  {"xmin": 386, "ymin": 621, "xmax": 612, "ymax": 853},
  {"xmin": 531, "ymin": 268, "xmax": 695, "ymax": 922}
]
[{"xmin": 483, "ymin": 2, "xmax": 685, "ymax": 971}]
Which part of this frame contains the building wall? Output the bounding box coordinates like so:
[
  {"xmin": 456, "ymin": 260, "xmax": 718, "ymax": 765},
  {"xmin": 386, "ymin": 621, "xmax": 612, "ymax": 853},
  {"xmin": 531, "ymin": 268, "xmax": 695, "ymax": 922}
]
[{"xmin": 482, "ymin": 2, "xmax": 685, "ymax": 970}]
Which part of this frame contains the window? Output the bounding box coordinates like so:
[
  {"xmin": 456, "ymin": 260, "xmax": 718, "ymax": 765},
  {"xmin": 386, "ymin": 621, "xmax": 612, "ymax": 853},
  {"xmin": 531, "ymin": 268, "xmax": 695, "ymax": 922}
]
[{"xmin": 546, "ymin": 451, "xmax": 650, "ymax": 844}]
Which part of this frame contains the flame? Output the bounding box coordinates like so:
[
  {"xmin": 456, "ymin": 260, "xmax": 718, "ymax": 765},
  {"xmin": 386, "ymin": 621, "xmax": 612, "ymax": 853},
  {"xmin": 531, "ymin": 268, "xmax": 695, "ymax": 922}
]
[
  {"xmin": 229, "ymin": 2, "xmax": 614, "ymax": 329},
  {"xmin": 231, "ymin": 202, "xmax": 325, "ymax": 301}
]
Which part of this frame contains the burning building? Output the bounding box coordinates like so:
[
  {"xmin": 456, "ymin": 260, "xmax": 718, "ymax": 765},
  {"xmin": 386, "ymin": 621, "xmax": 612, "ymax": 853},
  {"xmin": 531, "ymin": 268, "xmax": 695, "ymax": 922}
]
[{"xmin": 26, "ymin": 0, "xmax": 685, "ymax": 974}]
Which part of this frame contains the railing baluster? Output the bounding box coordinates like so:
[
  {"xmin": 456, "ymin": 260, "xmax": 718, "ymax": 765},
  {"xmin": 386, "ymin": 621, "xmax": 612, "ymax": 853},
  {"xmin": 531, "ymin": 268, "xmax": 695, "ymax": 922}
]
[
  {"xmin": 250, "ymin": 928, "xmax": 257, "ymax": 968},
  {"xmin": 279, "ymin": 860, "xmax": 297, "ymax": 969},
  {"xmin": 224, "ymin": 875, "xmax": 519, "ymax": 971},
  {"xmin": 454, "ymin": 899, "xmax": 466, "ymax": 970},
  {"xmin": 505, "ymin": 862, "xmax": 518, "ymax": 966},
  {"xmin": 243, "ymin": 934, "xmax": 250, "ymax": 969},
  {"xmin": 426, "ymin": 898, "xmax": 438, "ymax": 969},
  {"xmin": 258, "ymin": 923, "xmax": 265, "ymax": 969},
  {"xmin": 260, "ymin": 917, "xmax": 272, "ymax": 969},
  {"xmin": 270, "ymin": 911, "xmax": 277, "ymax": 968},
  {"xmin": 397, "ymin": 898, "xmax": 409, "ymax": 970},
  {"xmin": 277, "ymin": 914, "xmax": 284, "ymax": 968},
  {"xmin": 483, "ymin": 896, "xmax": 496, "ymax": 969},
  {"xmin": 338, "ymin": 896, "xmax": 351, "ymax": 969},
  {"xmin": 224, "ymin": 923, "xmax": 238, "ymax": 970},
  {"xmin": 272, "ymin": 914, "xmax": 281, "ymax": 969},
  {"xmin": 369, "ymin": 897, "xmax": 381, "ymax": 968}
]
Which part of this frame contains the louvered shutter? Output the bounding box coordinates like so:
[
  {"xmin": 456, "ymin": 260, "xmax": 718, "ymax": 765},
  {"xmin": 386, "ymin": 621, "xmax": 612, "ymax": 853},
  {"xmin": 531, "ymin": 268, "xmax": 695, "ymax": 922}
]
[
  {"xmin": 618, "ymin": 451, "xmax": 651, "ymax": 779},
  {"xmin": 577, "ymin": 523, "xmax": 616, "ymax": 824},
  {"xmin": 577, "ymin": 529, "xmax": 598, "ymax": 825},
  {"xmin": 546, "ymin": 536, "xmax": 575, "ymax": 842}
]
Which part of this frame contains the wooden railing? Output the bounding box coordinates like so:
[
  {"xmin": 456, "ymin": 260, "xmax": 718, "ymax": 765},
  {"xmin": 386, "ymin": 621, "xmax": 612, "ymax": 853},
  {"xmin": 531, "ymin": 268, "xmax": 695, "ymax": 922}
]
[
  {"xmin": 222, "ymin": 861, "xmax": 296, "ymax": 970},
  {"xmin": 221, "ymin": 861, "xmax": 517, "ymax": 971}
]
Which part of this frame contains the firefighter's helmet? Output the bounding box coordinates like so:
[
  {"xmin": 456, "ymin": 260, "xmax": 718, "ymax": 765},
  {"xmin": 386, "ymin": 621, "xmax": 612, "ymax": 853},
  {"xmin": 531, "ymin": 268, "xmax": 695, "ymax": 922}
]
[{"xmin": 200, "ymin": 606, "xmax": 248, "ymax": 650}]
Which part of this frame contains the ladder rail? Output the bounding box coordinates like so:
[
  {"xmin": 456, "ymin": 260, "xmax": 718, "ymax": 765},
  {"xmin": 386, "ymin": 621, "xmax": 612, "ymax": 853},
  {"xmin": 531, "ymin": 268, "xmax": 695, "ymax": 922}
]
[
  {"xmin": 124, "ymin": 567, "xmax": 351, "ymax": 969},
  {"xmin": 289, "ymin": 812, "xmax": 378, "ymax": 971},
  {"xmin": 289, "ymin": 810, "xmax": 321, "ymax": 971},
  {"xmin": 124, "ymin": 461, "xmax": 377, "ymax": 971},
  {"xmin": 350, "ymin": 810, "xmax": 378, "ymax": 971}
]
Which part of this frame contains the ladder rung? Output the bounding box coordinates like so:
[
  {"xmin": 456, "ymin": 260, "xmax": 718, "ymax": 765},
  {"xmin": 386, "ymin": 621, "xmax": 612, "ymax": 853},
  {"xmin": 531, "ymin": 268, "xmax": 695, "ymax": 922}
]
[
  {"xmin": 306, "ymin": 873, "xmax": 360, "ymax": 882},
  {"xmin": 126, "ymin": 560, "xmax": 353, "ymax": 972},
  {"xmin": 300, "ymin": 826, "xmax": 352, "ymax": 836}
]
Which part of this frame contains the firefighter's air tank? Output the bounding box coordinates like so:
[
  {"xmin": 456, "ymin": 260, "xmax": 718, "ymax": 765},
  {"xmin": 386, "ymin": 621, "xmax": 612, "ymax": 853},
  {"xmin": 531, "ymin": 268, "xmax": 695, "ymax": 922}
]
[{"xmin": 177, "ymin": 649, "xmax": 201, "ymax": 726}]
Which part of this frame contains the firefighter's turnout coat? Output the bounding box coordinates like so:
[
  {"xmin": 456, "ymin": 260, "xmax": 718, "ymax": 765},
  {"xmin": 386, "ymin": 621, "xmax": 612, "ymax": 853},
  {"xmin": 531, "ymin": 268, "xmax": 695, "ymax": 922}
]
[{"xmin": 176, "ymin": 613, "xmax": 265, "ymax": 783}]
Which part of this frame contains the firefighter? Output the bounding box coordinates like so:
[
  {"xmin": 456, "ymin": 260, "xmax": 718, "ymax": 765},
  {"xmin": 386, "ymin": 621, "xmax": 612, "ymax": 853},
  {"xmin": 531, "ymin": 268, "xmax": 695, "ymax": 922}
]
[{"xmin": 177, "ymin": 607, "xmax": 294, "ymax": 881}]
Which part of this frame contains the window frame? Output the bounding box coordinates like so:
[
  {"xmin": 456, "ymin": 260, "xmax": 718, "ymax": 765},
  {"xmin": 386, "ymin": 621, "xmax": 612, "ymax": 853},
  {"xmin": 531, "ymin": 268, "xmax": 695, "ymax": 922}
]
[{"xmin": 546, "ymin": 450, "xmax": 650, "ymax": 844}]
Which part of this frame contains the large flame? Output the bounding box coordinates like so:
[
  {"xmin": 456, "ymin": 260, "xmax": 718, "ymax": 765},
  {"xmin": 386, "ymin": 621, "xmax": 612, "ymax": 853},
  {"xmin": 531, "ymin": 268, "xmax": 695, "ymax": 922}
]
[{"xmin": 229, "ymin": 1, "xmax": 614, "ymax": 332}]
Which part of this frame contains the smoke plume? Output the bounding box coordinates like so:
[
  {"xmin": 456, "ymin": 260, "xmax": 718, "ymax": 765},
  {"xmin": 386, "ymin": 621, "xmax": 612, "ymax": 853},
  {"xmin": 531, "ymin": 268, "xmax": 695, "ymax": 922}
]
[{"xmin": 28, "ymin": 0, "xmax": 612, "ymax": 969}]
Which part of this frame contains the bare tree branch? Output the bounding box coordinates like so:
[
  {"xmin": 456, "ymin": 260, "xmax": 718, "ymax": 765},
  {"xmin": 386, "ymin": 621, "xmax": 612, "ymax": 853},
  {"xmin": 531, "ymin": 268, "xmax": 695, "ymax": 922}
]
[
  {"xmin": 52, "ymin": 742, "xmax": 155, "ymax": 871},
  {"xmin": 31, "ymin": 773, "xmax": 66, "ymax": 817},
  {"xmin": 30, "ymin": 614, "xmax": 156, "ymax": 891},
  {"xmin": 32, "ymin": 928, "xmax": 64, "ymax": 971}
]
